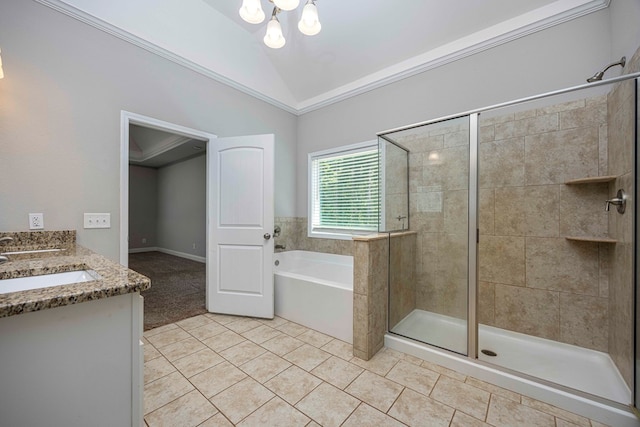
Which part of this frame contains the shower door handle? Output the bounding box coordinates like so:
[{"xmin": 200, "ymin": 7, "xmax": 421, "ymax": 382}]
[{"xmin": 263, "ymin": 233, "xmax": 272, "ymax": 240}]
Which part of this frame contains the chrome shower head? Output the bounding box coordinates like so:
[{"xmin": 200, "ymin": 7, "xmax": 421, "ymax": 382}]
[
  {"xmin": 586, "ymin": 71, "xmax": 605, "ymax": 83},
  {"xmin": 586, "ymin": 56, "xmax": 626, "ymax": 83}
]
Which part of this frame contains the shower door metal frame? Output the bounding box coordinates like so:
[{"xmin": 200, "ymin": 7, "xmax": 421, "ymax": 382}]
[
  {"xmin": 468, "ymin": 113, "xmax": 479, "ymax": 360},
  {"xmin": 377, "ymin": 136, "xmax": 411, "ymax": 233},
  {"xmin": 634, "ymin": 76, "xmax": 640, "ymax": 415},
  {"xmin": 379, "ymin": 72, "xmax": 640, "ymax": 136}
]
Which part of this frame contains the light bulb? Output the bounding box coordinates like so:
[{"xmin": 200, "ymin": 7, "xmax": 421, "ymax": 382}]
[
  {"xmin": 264, "ymin": 17, "xmax": 285, "ymax": 49},
  {"xmin": 298, "ymin": 1, "xmax": 321, "ymax": 36},
  {"xmin": 273, "ymin": 0, "xmax": 300, "ymax": 11},
  {"xmin": 239, "ymin": 0, "xmax": 265, "ymax": 24}
]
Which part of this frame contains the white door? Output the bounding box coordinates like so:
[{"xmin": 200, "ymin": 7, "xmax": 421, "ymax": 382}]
[{"xmin": 208, "ymin": 134, "xmax": 275, "ymax": 319}]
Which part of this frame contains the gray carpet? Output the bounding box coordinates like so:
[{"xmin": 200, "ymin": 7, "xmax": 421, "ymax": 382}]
[{"xmin": 128, "ymin": 251, "xmax": 206, "ymax": 330}]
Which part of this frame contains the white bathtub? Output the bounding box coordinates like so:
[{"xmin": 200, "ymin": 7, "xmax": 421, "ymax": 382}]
[{"xmin": 274, "ymin": 250, "xmax": 353, "ymax": 344}]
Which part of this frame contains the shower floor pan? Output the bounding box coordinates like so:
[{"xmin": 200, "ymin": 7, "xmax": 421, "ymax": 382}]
[{"xmin": 391, "ymin": 309, "xmax": 630, "ymax": 403}]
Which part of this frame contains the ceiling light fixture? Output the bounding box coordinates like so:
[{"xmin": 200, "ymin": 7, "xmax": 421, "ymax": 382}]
[
  {"xmin": 239, "ymin": 0, "xmax": 265, "ymax": 24},
  {"xmin": 263, "ymin": 9, "xmax": 286, "ymax": 49},
  {"xmin": 239, "ymin": 0, "xmax": 321, "ymax": 49},
  {"xmin": 273, "ymin": 0, "xmax": 299, "ymax": 11},
  {"xmin": 298, "ymin": 0, "xmax": 321, "ymax": 35}
]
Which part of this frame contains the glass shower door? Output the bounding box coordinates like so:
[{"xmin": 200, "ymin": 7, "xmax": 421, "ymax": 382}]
[{"xmin": 383, "ymin": 116, "xmax": 470, "ymax": 355}]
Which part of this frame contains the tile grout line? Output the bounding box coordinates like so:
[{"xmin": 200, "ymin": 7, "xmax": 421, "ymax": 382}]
[
  {"xmin": 145, "ymin": 314, "xmax": 608, "ymax": 427},
  {"xmin": 160, "ymin": 317, "xmax": 333, "ymax": 425},
  {"xmin": 144, "ymin": 319, "xmax": 241, "ymax": 423}
]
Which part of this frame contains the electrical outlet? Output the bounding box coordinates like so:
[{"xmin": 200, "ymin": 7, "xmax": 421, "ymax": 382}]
[
  {"xmin": 84, "ymin": 213, "xmax": 111, "ymax": 229},
  {"xmin": 29, "ymin": 213, "xmax": 44, "ymax": 230},
  {"xmin": 192, "ymin": 243, "xmax": 196, "ymax": 249},
  {"xmin": 141, "ymin": 238, "xmax": 147, "ymax": 244}
]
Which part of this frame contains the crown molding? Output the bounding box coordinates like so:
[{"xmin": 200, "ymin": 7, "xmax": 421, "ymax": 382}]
[
  {"xmin": 296, "ymin": 0, "xmax": 610, "ymax": 114},
  {"xmin": 33, "ymin": 0, "xmax": 299, "ymax": 115},
  {"xmin": 129, "ymin": 134, "xmax": 193, "ymax": 163},
  {"xmin": 35, "ymin": 0, "xmax": 609, "ymax": 116}
]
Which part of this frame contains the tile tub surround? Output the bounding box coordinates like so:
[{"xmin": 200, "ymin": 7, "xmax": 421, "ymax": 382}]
[
  {"xmin": 274, "ymin": 217, "xmax": 354, "ymax": 256},
  {"xmin": 353, "ymin": 234, "xmax": 389, "ymax": 361},
  {"xmin": 143, "ymin": 312, "xmax": 611, "ymax": 426},
  {"xmin": 0, "ymin": 230, "xmax": 150, "ymax": 317}
]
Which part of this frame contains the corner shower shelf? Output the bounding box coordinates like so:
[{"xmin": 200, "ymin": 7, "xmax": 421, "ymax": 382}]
[
  {"xmin": 564, "ymin": 176, "xmax": 616, "ymax": 185},
  {"xmin": 565, "ymin": 236, "xmax": 617, "ymax": 243},
  {"xmin": 563, "ymin": 175, "xmax": 618, "ymax": 243}
]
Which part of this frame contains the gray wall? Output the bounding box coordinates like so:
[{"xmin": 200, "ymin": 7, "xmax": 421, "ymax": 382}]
[
  {"xmin": 129, "ymin": 156, "xmax": 206, "ymax": 259},
  {"xmin": 1, "ymin": 0, "xmax": 635, "ymax": 260},
  {"xmin": 0, "ymin": 0, "xmax": 297, "ymax": 261},
  {"xmin": 610, "ymin": 0, "xmax": 640, "ymax": 64},
  {"xmin": 128, "ymin": 165, "xmax": 158, "ymax": 249},
  {"xmin": 157, "ymin": 155, "xmax": 206, "ymax": 258},
  {"xmin": 295, "ymin": 9, "xmax": 614, "ymax": 216}
]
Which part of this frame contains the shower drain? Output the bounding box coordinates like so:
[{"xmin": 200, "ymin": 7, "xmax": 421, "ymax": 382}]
[{"xmin": 481, "ymin": 349, "xmax": 497, "ymax": 357}]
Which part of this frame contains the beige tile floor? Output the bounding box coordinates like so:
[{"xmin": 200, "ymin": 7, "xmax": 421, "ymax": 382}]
[{"xmin": 143, "ymin": 313, "xmax": 610, "ymax": 427}]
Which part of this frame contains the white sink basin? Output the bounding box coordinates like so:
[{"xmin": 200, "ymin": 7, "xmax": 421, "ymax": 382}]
[{"xmin": 0, "ymin": 270, "xmax": 102, "ymax": 294}]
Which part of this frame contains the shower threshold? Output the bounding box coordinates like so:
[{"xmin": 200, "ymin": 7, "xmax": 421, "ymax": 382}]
[{"xmin": 391, "ymin": 309, "xmax": 630, "ymax": 404}]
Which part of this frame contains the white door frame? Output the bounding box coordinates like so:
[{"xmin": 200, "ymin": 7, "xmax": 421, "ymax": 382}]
[{"xmin": 119, "ymin": 111, "xmax": 217, "ymax": 267}]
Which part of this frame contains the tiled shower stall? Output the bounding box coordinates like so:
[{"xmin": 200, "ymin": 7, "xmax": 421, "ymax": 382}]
[{"xmin": 274, "ymin": 47, "xmax": 640, "ymax": 418}]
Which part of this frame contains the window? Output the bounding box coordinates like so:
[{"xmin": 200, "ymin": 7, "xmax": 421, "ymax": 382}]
[{"xmin": 308, "ymin": 141, "xmax": 379, "ymax": 239}]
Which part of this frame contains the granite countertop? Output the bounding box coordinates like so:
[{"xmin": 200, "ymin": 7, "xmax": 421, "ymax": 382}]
[{"xmin": 0, "ymin": 230, "xmax": 151, "ymax": 318}]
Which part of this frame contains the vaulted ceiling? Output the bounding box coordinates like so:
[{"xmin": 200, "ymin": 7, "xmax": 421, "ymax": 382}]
[{"xmin": 38, "ymin": 0, "xmax": 608, "ymax": 114}]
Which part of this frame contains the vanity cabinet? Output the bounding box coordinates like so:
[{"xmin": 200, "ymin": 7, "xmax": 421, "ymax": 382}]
[{"xmin": 0, "ymin": 293, "xmax": 144, "ymax": 427}]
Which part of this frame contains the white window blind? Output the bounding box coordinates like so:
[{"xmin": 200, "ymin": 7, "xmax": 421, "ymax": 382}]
[{"xmin": 310, "ymin": 143, "xmax": 379, "ymax": 236}]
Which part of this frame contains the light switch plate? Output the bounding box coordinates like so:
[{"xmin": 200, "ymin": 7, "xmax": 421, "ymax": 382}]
[{"xmin": 84, "ymin": 213, "xmax": 111, "ymax": 229}]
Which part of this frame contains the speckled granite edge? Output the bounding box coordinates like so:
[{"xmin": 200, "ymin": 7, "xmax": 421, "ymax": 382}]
[
  {"xmin": 0, "ymin": 230, "xmax": 76, "ymax": 248},
  {"xmin": 0, "ymin": 238, "xmax": 150, "ymax": 318}
]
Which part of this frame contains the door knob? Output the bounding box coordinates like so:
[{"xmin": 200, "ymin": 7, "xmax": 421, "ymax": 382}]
[{"xmin": 263, "ymin": 233, "xmax": 271, "ymax": 240}]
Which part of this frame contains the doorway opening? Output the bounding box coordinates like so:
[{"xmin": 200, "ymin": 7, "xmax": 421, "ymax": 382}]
[{"xmin": 120, "ymin": 112, "xmax": 216, "ymax": 329}]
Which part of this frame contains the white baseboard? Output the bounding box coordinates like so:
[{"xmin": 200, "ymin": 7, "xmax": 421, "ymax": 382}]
[
  {"xmin": 128, "ymin": 246, "xmax": 206, "ymax": 263},
  {"xmin": 128, "ymin": 247, "xmax": 159, "ymax": 254},
  {"xmin": 156, "ymin": 247, "xmax": 206, "ymax": 263}
]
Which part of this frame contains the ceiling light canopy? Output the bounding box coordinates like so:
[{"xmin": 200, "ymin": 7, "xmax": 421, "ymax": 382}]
[{"xmin": 239, "ymin": 0, "xmax": 321, "ymax": 49}]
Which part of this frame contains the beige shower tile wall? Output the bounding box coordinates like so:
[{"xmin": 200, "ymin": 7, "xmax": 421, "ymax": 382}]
[
  {"xmin": 388, "ymin": 232, "xmax": 417, "ymax": 331},
  {"xmin": 478, "ymin": 95, "xmax": 610, "ymax": 351},
  {"xmin": 606, "ymin": 46, "xmax": 639, "ymax": 389}
]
